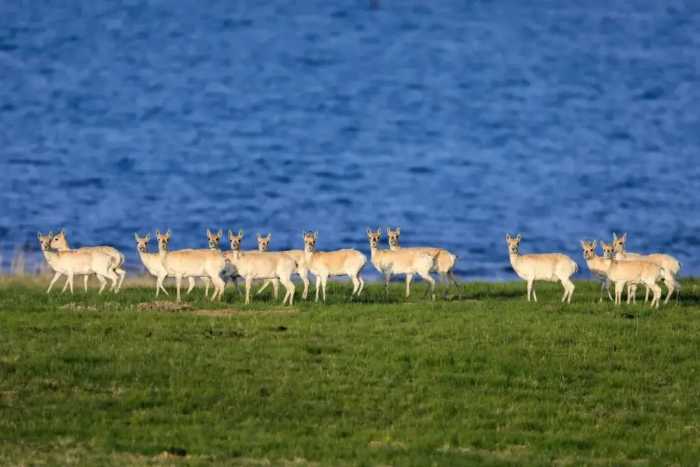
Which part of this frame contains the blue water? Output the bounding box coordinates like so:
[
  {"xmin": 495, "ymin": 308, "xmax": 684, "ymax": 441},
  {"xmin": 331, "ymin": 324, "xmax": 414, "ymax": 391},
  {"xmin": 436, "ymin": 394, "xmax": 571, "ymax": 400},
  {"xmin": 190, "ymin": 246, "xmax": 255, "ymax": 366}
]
[{"xmin": 2, "ymin": 1, "xmax": 699, "ymax": 280}]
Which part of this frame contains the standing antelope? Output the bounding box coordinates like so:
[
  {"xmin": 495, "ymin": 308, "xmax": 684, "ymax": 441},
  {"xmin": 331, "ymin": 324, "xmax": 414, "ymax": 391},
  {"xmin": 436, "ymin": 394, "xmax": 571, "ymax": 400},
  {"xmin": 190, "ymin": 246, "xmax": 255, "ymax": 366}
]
[
  {"xmin": 50, "ymin": 229, "xmax": 126, "ymax": 292},
  {"xmin": 38, "ymin": 232, "xmax": 118, "ymax": 294},
  {"xmin": 506, "ymin": 234, "xmax": 577, "ymax": 303},
  {"xmin": 386, "ymin": 227, "xmax": 459, "ymax": 297},
  {"xmin": 134, "ymin": 233, "xmax": 199, "ymax": 297},
  {"xmin": 579, "ymin": 240, "xmax": 613, "ymax": 302},
  {"xmin": 256, "ymin": 233, "xmax": 311, "ymax": 300},
  {"xmin": 612, "ymin": 232, "xmax": 680, "ymax": 304},
  {"xmin": 600, "ymin": 241, "xmax": 671, "ymax": 308},
  {"xmin": 367, "ymin": 228, "xmax": 437, "ymax": 301},
  {"xmin": 155, "ymin": 230, "xmax": 228, "ymax": 302},
  {"xmin": 303, "ymin": 231, "xmax": 366, "ymax": 302},
  {"xmin": 223, "ymin": 238, "xmax": 297, "ymax": 306}
]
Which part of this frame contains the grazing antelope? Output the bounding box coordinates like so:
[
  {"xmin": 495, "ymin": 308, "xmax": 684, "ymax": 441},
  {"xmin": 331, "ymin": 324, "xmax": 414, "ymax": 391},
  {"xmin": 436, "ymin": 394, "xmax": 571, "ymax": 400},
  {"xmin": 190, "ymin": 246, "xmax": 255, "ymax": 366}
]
[
  {"xmin": 50, "ymin": 229, "xmax": 126, "ymax": 292},
  {"xmin": 256, "ymin": 233, "xmax": 311, "ymax": 300},
  {"xmin": 303, "ymin": 231, "xmax": 367, "ymax": 302},
  {"xmin": 223, "ymin": 241, "xmax": 297, "ymax": 306},
  {"xmin": 612, "ymin": 232, "xmax": 680, "ymax": 304},
  {"xmin": 506, "ymin": 234, "xmax": 577, "ymax": 303},
  {"xmin": 134, "ymin": 233, "xmax": 198, "ymax": 297},
  {"xmin": 38, "ymin": 232, "xmax": 118, "ymax": 294},
  {"xmin": 155, "ymin": 230, "xmax": 228, "ymax": 302},
  {"xmin": 386, "ymin": 227, "xmax": 459, "ymax": 297},
  {"xmin": 600, "ymin": 241, "xmax": 671, "ymax": 308},
  {"xmin": 579, "ymin": 240, "xmax": 613, "ymax": 303},
  {"xmin": 367, "ymin": 228, "xmax": 437, "ymax": 300}
]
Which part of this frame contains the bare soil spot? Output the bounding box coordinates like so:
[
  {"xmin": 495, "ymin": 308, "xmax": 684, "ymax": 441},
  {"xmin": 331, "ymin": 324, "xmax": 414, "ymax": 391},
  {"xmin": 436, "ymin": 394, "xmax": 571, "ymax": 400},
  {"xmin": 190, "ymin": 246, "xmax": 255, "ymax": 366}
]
[
  {"xmin": 136, "ymin": 301, "xmax": 193, "ymax": 312},
  {"xmin": 59, "ymin": 303, "xmax": 98, "ymax": 312}
]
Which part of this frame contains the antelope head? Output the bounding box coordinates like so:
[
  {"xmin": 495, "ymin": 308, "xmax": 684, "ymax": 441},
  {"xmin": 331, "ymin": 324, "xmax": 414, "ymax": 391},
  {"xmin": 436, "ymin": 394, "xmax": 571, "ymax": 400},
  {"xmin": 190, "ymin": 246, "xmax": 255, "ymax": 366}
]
[
  {"xmin": 134, "ymin": 233, "xmax": 151, "ymax": 253},
  {"xmin": 580, "ymin": 240, "xmax": 597, "ymax": 260},
  {"xmin": 37, "ymin": 231, "xmax": 53, "ymax": 251},
  {"xmin": 303, "ymin": 231, "xmax": 318, "ymax": 252},
  {"xmin": 366, "ymin": 228, "xmax": 382, "ymax": 249},
  {"xmin": 386, "ymin": 227, "xmax": 401, "ymax": 248},
  {"xmin": 207, "ymin": 229, "xmax": 223, "ymax": 249},
  {"xmin": 228, "ymin": 229, "xmax": 243, "ymax": 251},
  {"xmin": 505, "ymin": 234, "xmax": 522, "ymax": 255},
  {"xmin": 155, "ymin": 229, "xmax": 172, "ymax": 252},
  {"xmin": 257, "ymin": 233, "xmax": 271, "ymax": 252},
  {"xmin": 49, "ymin": 229, "xmax": 68, "ymax": 250},
  {"xmin": 601, "ymin": 241, "xmax": 615, "ymax": 259},
  {"xmin": 612, "ymin": 232, "xmax": 627, "ymax": 254}
]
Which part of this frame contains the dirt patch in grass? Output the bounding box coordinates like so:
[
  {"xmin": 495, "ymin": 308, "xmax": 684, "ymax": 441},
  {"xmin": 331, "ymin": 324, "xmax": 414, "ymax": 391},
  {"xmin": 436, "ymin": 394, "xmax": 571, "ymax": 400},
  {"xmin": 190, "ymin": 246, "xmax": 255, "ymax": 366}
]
[
  {"xmin": 136, "ymin": 301, "xmax": 193, "ymax": 312},
  {"xmin": 135, "ymin": 302, "xmax": 299, "ymax": 316}
]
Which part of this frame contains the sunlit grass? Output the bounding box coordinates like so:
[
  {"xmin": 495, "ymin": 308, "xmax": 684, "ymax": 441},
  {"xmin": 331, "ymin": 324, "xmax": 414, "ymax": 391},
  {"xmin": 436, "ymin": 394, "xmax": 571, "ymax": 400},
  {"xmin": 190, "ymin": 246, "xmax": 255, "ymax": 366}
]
[{"xmin": 1, "ymin": 277, "xmax": 699, "ymax": 465}]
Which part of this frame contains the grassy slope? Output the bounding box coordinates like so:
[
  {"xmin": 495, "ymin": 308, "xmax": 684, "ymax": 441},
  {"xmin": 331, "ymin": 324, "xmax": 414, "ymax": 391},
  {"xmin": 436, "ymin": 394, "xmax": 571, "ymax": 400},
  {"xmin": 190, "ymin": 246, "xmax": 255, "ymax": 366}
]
[{"xmin": 1, "ymin": 277, "xmax": 700, "ymax": 466}]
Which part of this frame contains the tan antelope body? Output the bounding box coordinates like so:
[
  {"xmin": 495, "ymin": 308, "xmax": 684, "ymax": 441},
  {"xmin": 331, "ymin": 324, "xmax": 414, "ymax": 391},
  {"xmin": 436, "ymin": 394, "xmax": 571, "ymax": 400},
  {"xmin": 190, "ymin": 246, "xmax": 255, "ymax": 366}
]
[
  {"xmin": 612, "ymin": 233, "xmax": 680, "ymax": 304},
  {"xmin": 50, "ymin": 230, "xmax": 126, "ymax": 292},
  {"xmin": 387, "ymin": 227, "xmax": 459, "ymax": 297},
  {"xmin": 579, "ymin": 240, "xmax": 613, "ymax": 302},
  {"xmin": 506, "ymin": 234, "xmax": 577, "ymax": 303},
  {"xmin": 223, "ymin": 249, "xmax": 296, "ymax": 306},
  {"xmin": 38, "ymin": 232, "xmax": 118, "ymax": 294},
  {"xmin": 134, "ymin": 233, "xmax": 198, "ymax": 297},
  {"xmin": 367, "ymin": 229, "xmax": 437, "ymax": 300},
  {"xmin": 155, "ymin": 230, "xmax": 228, "ymax": 302},
  {"xmin": 303, "ymin": 231, "xmax": 366, "ymax": 302},
  {"xmin": 601, "ymin": 241, "xmax": 670, "ymax": 308},
  {"xmin": 256, "ymin": 233, "xmax": 310, "ymax": 300}
]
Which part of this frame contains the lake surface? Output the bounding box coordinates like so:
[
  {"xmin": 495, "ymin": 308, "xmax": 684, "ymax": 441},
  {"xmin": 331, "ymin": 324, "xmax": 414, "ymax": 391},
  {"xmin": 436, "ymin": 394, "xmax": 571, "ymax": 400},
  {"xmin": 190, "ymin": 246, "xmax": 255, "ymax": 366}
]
[{"xmin": 2, "ymin": 0, "xmax": 699, "ymax": 280}]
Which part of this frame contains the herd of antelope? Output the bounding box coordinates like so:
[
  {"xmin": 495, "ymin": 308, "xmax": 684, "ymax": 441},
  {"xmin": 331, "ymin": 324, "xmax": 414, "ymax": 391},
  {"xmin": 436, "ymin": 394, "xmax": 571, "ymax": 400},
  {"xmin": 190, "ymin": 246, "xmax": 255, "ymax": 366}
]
[{"xmin": 35, "ymin": 228, "xmax": 681, "ymax": 308}]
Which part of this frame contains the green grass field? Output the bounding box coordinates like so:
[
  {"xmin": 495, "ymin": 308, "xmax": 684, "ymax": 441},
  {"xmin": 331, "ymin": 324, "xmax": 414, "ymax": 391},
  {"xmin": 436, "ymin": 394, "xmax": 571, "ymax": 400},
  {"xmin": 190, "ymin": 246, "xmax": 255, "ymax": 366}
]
[{"xmin": 1, "ymin": 277, "xmax": 699, "ymax": 466}]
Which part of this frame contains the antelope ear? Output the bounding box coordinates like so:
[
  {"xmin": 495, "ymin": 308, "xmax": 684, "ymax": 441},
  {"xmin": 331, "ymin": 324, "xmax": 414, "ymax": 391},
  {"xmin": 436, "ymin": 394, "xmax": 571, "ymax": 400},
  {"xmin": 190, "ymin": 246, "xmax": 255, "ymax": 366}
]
[
  {"xmin": 592, "ymin": 240, "xmax": 597, "ymax": 248},
  {"xmin": 266, "ymin": 233, "xmax": 272, "ymax": 240},
  {"xmin": 516, "ymin": 234, "xmax": 522, "ymax": 241},
  {"xmin": 155, "ymin": 229, "xmax": 161, "ymax": 237},
  {"xmin": 580, "ymin": 240, "xmax": 586, "ymax": 248},
  {"xmin": 217, "ymin": 229, "xmax": 223, "ymax": 238},
  {"xmin": 612, "ymin": 232, "xmax": 618, "ymax": 241},
  {"xmin": 228, "ymin": 229, "xmax": 233, "ymax": 238},
  {"xmin": 366, "ymin": 227, "xmax": 372, "ymax": 236},
  {"xmin": 37, "ymin": 232, "xmax": 42, "ymax": 239},
  {"xmin": 314, "ymin": 231, "xmax": 318, "ymax": 239},
  {"xmin": 396, "ymin": 227, "xmax": 400, "ymax": 235},
  {"xmin": 238, "ymin": 229, "xmax": 244, "ymax": 237},
  {"xmin": 166, "ymin": 229, "xmax": 172, "ymax": 238},
  {"xmin": 621, "ymin": 232, "xmax": 627, "ymax": 241},
  {"xmin": 134, "ymin": 233, "xmax": 140, "ymax": 241},
  {"xmin": 505, "ymin": 234, "xmax": 511, "ymax": 241},
  {"xmin": 256, "ymin": 233, "xmax": 261, "ymax": 240},
  {"xmin": 60, "ymin": 228, "xmax": 65, "ymax": 235},
  {"xmin": 207, "ymin": 228, "xmax": 212, "ymax": 236}
]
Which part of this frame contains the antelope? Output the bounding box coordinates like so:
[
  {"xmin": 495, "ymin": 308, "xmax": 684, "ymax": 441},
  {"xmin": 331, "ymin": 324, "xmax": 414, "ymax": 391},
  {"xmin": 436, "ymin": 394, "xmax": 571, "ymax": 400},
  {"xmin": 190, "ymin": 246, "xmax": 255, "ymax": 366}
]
[
  {"xmin": 579, "ymin": 240, "xmax": 613, "ymax": 302},
  {"xmin": 612, "ymin": 232, "xmax": 680, "ymax": 304},
  {"xmin": 255, "ymin": 233, "xmax": 311, "ymax": 300},
  {"xmin": 506, "ymin": 234, "xmax": 577, "ymax": 303},
  {"xmin": 386, "ymin": 227, "xmax": 459, "ymax": 297},
  {"xmin": 187, "ymin": 229, "xmax": 227, "ymax": 298},
  {"xmin": 134, "ymin": 233, "xmax": 199, "ymax": 297},
  {"xmin": 155, "ymin": 230, "xmax": 228, "ymax": 302},
  {"xmin": 222, "ymin": 239, "xmax": 297, "ymax": 306},
  {"xmin": 303, "ymin": 231, "xmax": 367, "ymax": 302},
  {"xmin": 38, "ymin": 232, "xmax": 118, "ymax": 294},
  {"xmin": 367, "ymin": 228, "xmax": 437, "ymax": 300},
  {"xmin": 600, "ymin": 241, "xmax": 671, "ymax": 308},
  {"xmin": 49, "ymin": 229, "xmax": 126, "ymax": 292}
]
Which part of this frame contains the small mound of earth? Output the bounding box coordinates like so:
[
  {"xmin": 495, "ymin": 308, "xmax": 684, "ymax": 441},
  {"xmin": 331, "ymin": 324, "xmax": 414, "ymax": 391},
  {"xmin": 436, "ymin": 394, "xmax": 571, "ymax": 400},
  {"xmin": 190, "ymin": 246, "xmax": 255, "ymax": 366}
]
[{"xmin": 137, "ymin": 301, "xmax": 193, "ymax": 312}]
